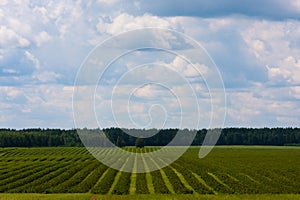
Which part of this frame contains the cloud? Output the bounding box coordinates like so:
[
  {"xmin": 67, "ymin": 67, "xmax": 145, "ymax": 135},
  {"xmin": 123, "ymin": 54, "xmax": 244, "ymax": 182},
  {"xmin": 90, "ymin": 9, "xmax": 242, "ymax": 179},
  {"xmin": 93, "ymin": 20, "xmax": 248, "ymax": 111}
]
[
  {"xmin": 24, "ymin": 51, "xmax": 40, "ymax": 70},
  {"xmin": 134, "ymin": 0, "xmax": 300, "ymax": 20},
  {"xmin": 96, "ymin": 13, "xmax": 174, "ymax": 35},
  {"xmin": 0, "ymin": 26, "xmax": 30, "ymax": 48},
  {"xmin": 0, "ymin": 85, "xmax": 74, "ymax": 128},
  {"xmin": 35, "ymin": 31, "xmax": 52, "ymax": 47},
  {"xmin": 2, "ymin": 68, "xmax": 19, "ymax": 74},
  {"xmin": 226, "ymin": 88, "xmax": 300, "ymax": 127},
  {"xmin": 97, "ymin": 0, "xmax": 120, "ymax": 5},
  {"xmin": 174, "ymin": 17, "xmax": 269, "ymax": 88},
  {"xmin": 166, "ymin": 56, "xmax": 208, "ymax": 77},
  {"xmin": 0, "ymin": 0, "xmax": 299, "ymax": 128},
  {"xmin": 32, "ymin": 71, "xmax": 62, "ymax": 83},
  {"xmin": 240, "ymin": 20, "xmax": 300, "ymax": 85},
  {"xmin": 267, "ymin": 56, "xmax": 300, "ymax": 85}
]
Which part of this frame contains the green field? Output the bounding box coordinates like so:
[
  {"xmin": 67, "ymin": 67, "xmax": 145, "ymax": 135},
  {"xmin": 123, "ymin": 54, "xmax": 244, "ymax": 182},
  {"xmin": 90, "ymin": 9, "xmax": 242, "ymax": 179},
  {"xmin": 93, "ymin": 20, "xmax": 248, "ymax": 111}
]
[{"xmin": 0, "ymin": 146, "xmax": 299, "ymax": 199}]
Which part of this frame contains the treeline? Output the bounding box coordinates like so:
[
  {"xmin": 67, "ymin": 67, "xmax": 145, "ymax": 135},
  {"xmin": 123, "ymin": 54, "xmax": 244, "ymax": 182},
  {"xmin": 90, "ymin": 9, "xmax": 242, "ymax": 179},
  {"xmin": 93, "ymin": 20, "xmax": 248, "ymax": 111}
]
[
  {"xmin": 0, "ymin": 129, "xmax": 81, "ymax": 147},
  {"xmin": 0, "ymin": 127, "xmax": 300, "ymax": 147}
]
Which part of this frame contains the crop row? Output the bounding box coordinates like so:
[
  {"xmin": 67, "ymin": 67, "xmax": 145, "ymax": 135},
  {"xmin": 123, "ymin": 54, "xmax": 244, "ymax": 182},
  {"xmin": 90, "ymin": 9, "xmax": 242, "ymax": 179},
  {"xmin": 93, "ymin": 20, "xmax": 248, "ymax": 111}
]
[
  {"xmin": 5, "ymin": 163, "xmax": 69, "ymax": 192},
  {"xmin": 0, "ymin": 162, "xmax": 35, "ymax": 177},
  {"xmin": 135, "ymin": 173, "xmax": 149, "ymax": 194},
  {"xmin": 48, "ymin": 161, "xmax": 100, "ymax": 193},
  {"xmin": 0, "ymin": 162, "xmax": 58, "ymax": 192},
  {"xmin": 0, "ymin": 147, "xmax": 299, "ymax": 194},
  {"xmin": 31, "ymin": 160, "xmax": 94, "ymax": 193},
  {"xmin": 111, "ymin": 172, "xmax": 131, "ymax": 195},
  {"xmin": 68, "ymin": 164, "xmax": 108, "ymax": 193},
  {"xmin": 90, "ymin": 168, "xmax": 118, "ymax": 194},
  {"xmin": 8, "ymin": 161, "xmax": 73, "ymax": 193},
  {"xmin": 0, "ymin": 162, "xmax": 49, "ymax": 188},
  {"xmin": 150, "ymin": 169, "xmax": 170, "ymax": 194}
]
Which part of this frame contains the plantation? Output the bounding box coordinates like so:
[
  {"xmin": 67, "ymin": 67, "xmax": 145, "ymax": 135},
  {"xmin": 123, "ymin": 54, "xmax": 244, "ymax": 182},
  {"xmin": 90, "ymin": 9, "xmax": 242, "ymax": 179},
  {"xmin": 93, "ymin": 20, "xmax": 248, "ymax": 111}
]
[{"xmin": 0, "ymin": 146, "xmax": 299, "ymax": 199}]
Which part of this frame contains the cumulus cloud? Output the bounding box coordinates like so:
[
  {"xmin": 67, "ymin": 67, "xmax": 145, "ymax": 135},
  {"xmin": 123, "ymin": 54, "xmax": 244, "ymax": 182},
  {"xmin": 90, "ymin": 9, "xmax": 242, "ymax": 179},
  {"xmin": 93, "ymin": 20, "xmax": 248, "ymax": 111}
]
[
  {"xmin": 32, "ymin": 71, "xmax": 62, "ymax": 83},
  {"xmin": 267, "ymin": 56, "xmax": 300, "ymax": 85},
  {"xmin": 0, "ymin": 85, "xmax": 74, "ymax": 128},
  {"xmin": 0, "ymin": 0, "xmax": 299, "ymax": 128},
  {"xmin": 96, "ymin": 13, "xmax": 174, "ymax": 35},
  {"xmin": 240, "ymin": 20, "xmax": 300, "ymax": 85},
  {"xmin": 24, "ymin": 51, "xmax": 40, "ymax": 70},
  {"xmin": 0, "ymin": 26, "xmax": 30, "ymax": 48},
  {"xmin": 35, "ymin": 31, "xmax": 52, "ymax": 47},
  {"xmin": 134, "ymin": 0, "xmax": 300, "ymax": 20},
  {"xmin": 227, "ymin": 88, "xmax": 300, "ymax": 127},
  {"xmin": 166, "ymin": 56, "xmax": 208, "ymax": 77}
]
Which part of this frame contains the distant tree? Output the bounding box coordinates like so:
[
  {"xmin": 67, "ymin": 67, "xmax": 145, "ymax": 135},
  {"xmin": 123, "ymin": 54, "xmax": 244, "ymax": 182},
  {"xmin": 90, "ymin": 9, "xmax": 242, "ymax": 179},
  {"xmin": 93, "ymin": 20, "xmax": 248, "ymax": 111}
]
[
  {"xmin": 116, "ymin": 136, "xmax": 126, "ymax": 147},
  {"xmin": 0, "ymin": 128, "xmax": 300, "ymax": 147},
  {"xmin": 135, "ymin": 138, "xmax": 145, "ymax": 148}
]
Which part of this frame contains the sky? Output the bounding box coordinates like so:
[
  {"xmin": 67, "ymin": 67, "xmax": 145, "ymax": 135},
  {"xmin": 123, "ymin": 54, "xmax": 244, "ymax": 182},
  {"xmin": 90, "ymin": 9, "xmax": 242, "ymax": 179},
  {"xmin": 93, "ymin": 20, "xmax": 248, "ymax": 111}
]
[{"xmin": 0, "ymin": 0, "xmax": 300, "ymax": 129}]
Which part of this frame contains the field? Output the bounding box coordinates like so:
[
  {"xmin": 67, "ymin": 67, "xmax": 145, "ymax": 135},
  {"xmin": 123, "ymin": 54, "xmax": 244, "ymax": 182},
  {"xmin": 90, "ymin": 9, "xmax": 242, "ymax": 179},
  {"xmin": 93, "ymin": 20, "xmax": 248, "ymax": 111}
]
[{"xmin": 0, "ymin": 146, "xmax": 299, "ymax": 199}]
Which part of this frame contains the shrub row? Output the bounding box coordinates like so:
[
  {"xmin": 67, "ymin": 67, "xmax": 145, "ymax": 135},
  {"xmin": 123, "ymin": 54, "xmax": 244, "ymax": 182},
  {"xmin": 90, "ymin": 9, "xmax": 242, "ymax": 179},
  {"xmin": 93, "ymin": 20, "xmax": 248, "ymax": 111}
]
[
  {"xmin": 32, "ymin": 160, "xmax": 93, "ymax": 193},
  {"xmin": 150, "ymin": 170, "xmax": 170, "ymax": 194},
  {"xmin": 91, "ymin": 168, "xmax": 118, "ymax": 194},
  {"xmin": 0, "ymin": 163, "xmax": 48, "ymax": 188},
  {"xmin": 49, "ymin": 161, "xmax": 100, "ymax": 193},
  {"xmin": 136, "ymin": 173, "xmax": 149, "ymax": 194},
  {"xmin": 8, "ymin": 162, "xmax": 72, "ymax": 193},
  {"xmin": 111, "ymin": 172, "xmax": 131, "ymax": 195},
  {"xmin": 68, "ymin": 164, "xmax": 108, "ymax": 193}
]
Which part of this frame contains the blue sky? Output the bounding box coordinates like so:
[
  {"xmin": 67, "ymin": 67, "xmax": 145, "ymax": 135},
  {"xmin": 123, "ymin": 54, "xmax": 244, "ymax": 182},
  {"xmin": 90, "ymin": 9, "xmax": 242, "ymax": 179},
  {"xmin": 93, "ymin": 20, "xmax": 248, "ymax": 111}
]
[{"xmin": 0, "ymin": 0, "xmax": 300, "ymax": 129}]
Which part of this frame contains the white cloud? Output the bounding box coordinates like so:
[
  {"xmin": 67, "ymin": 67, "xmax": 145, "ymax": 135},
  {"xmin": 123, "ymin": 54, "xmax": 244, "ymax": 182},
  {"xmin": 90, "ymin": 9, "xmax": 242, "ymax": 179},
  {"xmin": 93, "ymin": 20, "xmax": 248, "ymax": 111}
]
[
  {"xmin": 266, "ymin": 56, "xmax": 300, "ymax": 84},
  {"xmin": 291, "ymin": 0, "xmax": 300, "ymax": 11},
  {"xmin": 24, "ymin": 51, "xmax": 40, "ymax": 69},
  {"xmin": 167, "ymin": 56, "xmax": 208, "ymax": 77},
  {"xmin": 0, "ymin": 0, "xmax": 7, "ymax": 6},
  {"xmin": 35, "ymin": 31, "xmax": 51, "ymax": 47},
  {"xmin": 134, "ymin": 84, "xmax": 167, "ymax": 99},
  {"xmin": 2, "ymin": 68, "xmax": 19, "ymax": 74},
  {"xmin": 6, "ymin": 88, "xmax": 23, "ymax": 99},
  {"xmin": 96, "ymin": 13, "xmax": 174, "ymax": 35},
  {"xmin": 208, "ymin": 18, "xmax": 234, "ymax": 32},
  {"xmin": 0, "ymin": 1, "xmax": 299, "ymax": 128},
  {"xmin": 32, "ymin": 71, "xmax": 62, "ymax": 83},
  {"xmin": 227, "ymin": 87, "xmax": 300, "ymax": 127},
  {"xmin": 291, "ymin": 86, "xmax": 300, "ymax": 100},
  {"xmin": 7, "ymin": 17, "xmax": 31, "ymax": 34},
  {"xmin": 0, "ymin": 85, "xmax": 74, "ymax": 128},
  {"xmin": 97, "ymin": 0, "xmax": 120, "ymax": 5},
  {"xmin": 0, "ymin": 26, "xmax": 30, "ymax": 48},
  {"xmin": 32, "ymin": 6, "xmax": 49, "ymax": 24},
  {"xmin": 241, "ymin": 20, "xmax": 300, "ymax": 84}
]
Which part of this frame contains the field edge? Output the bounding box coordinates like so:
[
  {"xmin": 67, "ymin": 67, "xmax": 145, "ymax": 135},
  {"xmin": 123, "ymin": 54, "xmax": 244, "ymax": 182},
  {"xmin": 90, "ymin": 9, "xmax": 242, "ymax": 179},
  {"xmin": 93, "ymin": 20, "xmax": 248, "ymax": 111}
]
[{"xmin": 1, "ymin": 194, "xmax": 300, "ymax": 200}]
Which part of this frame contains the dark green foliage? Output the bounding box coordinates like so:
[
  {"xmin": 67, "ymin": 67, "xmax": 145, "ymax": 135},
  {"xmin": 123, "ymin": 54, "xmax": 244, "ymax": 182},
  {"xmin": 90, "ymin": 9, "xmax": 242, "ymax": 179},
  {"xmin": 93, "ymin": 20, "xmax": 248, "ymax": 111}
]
[
  {"xmin": 178, "ymin": 147, "xmax": 300, "ymax": 194},
  {"xmin": 112, "ymin": 172, "xmax": 131, "ymax": 195},
  {"xmin": 151, "ymin": 170, "xmax": 170, "ymax": 194},
  {"xmin": 34, "ymin": 161, "xmax": 94, "ymax": 193},
  {"xmin": 1, "ymin": 127, "xmax": 300, "ymax": 147},
  {"xmin": 0, "ymin": 147, "xmax": 299, "ymax": 194},
  {"xmin": 171, "ymin": 163, "xmax": 213, "ymax": 194},
  {"xmin": 68, "ymin": 164, "xmax": 108, "ymax": 193},
  {"xmin": 163, "ymin": 167, "xmax": 193, "ymax": 194},
  {"xmin": 116, "ymin": 136, "xmax": 126, "ymax": 148},
  {"xmin": 0, "ymin": 129, "xmax": 81, "ymax": 147},
  {"xmin": 9, "ymin": 163, "xmax": 73, "ymax": 193},
  {"xmin": 6, "ymin": 163, "xmax": 68, "ymax": 193},
  {"xmin": 136, "ymin": 173, "xmax": 149, "ymax": 194},
  {"xmin": 90, "ymin": 168, "xmax": 118, "ymax": 194},
  {"xmin": 0, "ymin": 163, "xmax": 49, "ymax": 190},
  {"xmin": 135, "ymin": 138, "xmax": 145, "ymax": 148},
  {"xmin": 49, "ymin": 161, "xmax": 100, "ymax": 193}
]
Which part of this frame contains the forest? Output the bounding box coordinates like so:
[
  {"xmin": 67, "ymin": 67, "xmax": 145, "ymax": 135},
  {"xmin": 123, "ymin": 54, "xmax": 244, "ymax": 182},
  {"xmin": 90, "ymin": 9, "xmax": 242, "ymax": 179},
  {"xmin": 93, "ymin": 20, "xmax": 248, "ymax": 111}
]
[{"xmin": 0, "ymin": 127, "xmax": 299, "ymax": 147}]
